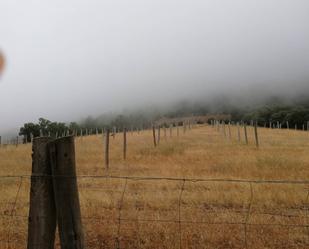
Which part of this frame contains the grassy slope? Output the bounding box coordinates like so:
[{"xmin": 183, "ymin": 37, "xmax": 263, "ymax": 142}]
[{"xmin": 0, "ymin": 125, "xmax": 309, "ymax": 248}]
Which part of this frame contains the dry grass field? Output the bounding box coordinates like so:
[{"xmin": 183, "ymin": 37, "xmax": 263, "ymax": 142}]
[{"xmin": 0, "ymin": 124, "xmax": 309, "ymax": 248}]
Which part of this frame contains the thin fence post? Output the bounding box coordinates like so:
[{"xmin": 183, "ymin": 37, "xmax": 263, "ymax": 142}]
[
  {"xmin": 244, "ymin": 123, "xmax": 248, "ymax": 145},
  {"xmin": 177, "ymin": 125, "xmax": 179, "ymax": 137},
  {"xmin": 27, "ymin": 137, "xmax": 56, "ymax": 249},
  {"xmin": 254, "ymin": 122, "xmax": 259, "ymax": 148},
  {"xmin": 49, "ymin": 136, "xmax": 85, "ymax": 249},
  {"xmin": 105, "ymin": 129, "xmax": 110, "ymax": 169},
  {"xmin": 123, "ymin": 128, "xmax": 127, "ymax": 160},
  {"xmin": 152, "ymin": 125, "xmax": 157, "ymax": 147},
  {"xmin": 157, "ymin": 126, "xmax": 161, "ymax": 145},
  {"xmin": 228, "ymin": 122, "xmax": 231, "ymax": 139}
]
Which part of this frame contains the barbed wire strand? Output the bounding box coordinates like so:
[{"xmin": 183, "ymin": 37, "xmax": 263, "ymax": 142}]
[{"xmin": 0, "ymin": 174, "xmax": 308, "ymax": 185}]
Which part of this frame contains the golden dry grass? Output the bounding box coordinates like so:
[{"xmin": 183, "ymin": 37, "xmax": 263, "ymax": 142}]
[{"xmin": 0, "ymin": 124, "xmax": 309, "ymax": 248}]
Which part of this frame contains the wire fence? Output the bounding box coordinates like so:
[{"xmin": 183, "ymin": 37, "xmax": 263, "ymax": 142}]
[{"xmin": 1, "ymin": 174, "xmax": 309, "ymax": 248}]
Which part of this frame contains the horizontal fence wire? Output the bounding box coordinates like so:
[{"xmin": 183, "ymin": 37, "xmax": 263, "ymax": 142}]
[
  {"xmin": 0, "ymin": 174, "xmax": 308, "ymax": 184},
  {"xmin": 1, "ymin": 173, "xmax": 309, "ymax": 248}
]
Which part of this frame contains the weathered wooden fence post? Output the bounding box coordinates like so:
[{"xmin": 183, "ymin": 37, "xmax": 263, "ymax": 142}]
[
  {"xmin": 254, "ymin": 122, "xmax": 259, "ymax": 148},
  {"xmin": 123, "ymin": 128, "xmax": 127, "ymax": 160},
  {"xmin": 228, "ymin": 122, "xmax": 231, "ymax": 139},
  {"xmin": 113, "ymin": 126, "xmax": 116, "ymax": 139},
  {"xmin": 157, "ymin": 126, "xmax": 161, "ymax": 145},
  {"xmin": 152, "ymin": 125, "xmax": 157, "ymax": 147},
  {"xmin": 105, "ymin": 129, "xmax": 110, "ymax": 169},
  {"xmin": 244, "ymin": 123, "xmax": 248, "ymax": 145},
  {"xmin": 49, "ymin": 136, "xmax": 85, "ymax": 249},
  {"xmin": 222, "ymin": 121, "xmax": 226, "ymax": 137},
  {"xmin": 27, "ymin": 137, "xmax": 56, "ymax": 249}
]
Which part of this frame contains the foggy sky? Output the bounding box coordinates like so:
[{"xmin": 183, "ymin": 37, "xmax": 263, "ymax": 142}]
[{"xmin": 1, "ymin": 0, "xmax": 309, "ymax": 133}]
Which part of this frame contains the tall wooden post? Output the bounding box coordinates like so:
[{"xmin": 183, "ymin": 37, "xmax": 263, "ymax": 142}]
[
  {"xmin": 152, "ymin": 125, "xmax": 157, "ymax": 147},
  {"xmin": 105, "ymin": 129, "xmax": 110, "ymax": 169},
  {"xmin": 49, "ymin": 136, "xmax": 85, "ymax": 249},
  {"xmin": 244, "ymin": 123, "xmax": 248, "ymax": 145},
  {"xmin": 157, "ymin": 126, "xmax": 161, "ymax": 145},
  {"xmin": 254, "ymin": 122, "xmax": 259, "ymax": 148},
  {"xmin": 228, "ymin": 122, "xmax": 231, "ymax": 139},
  {"xmin": 27, "ymin": 137, "xmax": 56, "ymax": 249},
  {"xmin": 123, "ymin": 128, "xmax": 127, "ymax": 160},
  {"xmin": 222, "ymin": 122, "xmax": 226, "ymax": 137}
]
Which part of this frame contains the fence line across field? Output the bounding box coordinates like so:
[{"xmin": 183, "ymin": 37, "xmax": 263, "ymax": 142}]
[
  {"xmin": 1, "ymin": 173, "xmax": 309, "ymax": 249},
  {"xmin": 1, "ymin": 174, "xmax": 309, "ymax": 185},
  {"xmin": 1, "ymin": 122, "xmax": 309, "ymax": 248},
  {"xmin": 1, "ymin": 119, "xmax": 309, "ymax": 148}
]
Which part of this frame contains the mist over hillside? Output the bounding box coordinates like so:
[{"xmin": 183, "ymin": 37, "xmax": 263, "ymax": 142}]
[{"xmin": 77, "ymin": 88, "xmax": 309, "ymax": 129}]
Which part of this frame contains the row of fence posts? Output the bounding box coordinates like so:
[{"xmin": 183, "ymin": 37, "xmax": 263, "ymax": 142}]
[
  {"xmin": 104, "ymin": 120, "xmax": 196, "ymax": 169},
  {"xmin": 2, "ymin": 119, "xmax": 307, "ymax": 148},
  {"xmin": 0, "ymin": 135, "xmax": 24, "ymax": 147},
  {"xmin": 266, "ymin": 121, "xmax": 309, "ymax": 131},
  {"xmin": 152, "ymin": 120, "xmax": 195, "ymax": 148},
  {"xmin": 212, "ymin": 120, "xmax": 259, "ymax": 148},
  {"xmin": 0, "ymin": 126, "xmax": 145, "ymax": 147}
]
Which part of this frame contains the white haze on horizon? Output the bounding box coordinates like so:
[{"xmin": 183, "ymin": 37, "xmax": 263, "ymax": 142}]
[{"xmin": 0, "ymin": 0, "xmax": 309, "ymax": 134}]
